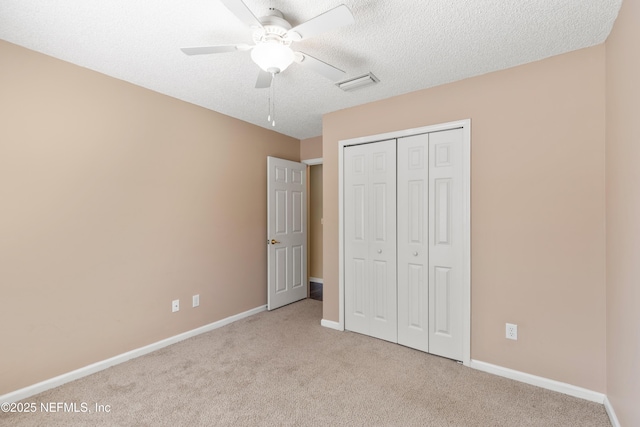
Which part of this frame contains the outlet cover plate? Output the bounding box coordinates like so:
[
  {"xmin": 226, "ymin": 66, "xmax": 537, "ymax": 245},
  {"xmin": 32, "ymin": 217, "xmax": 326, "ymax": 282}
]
[
  {"xmin": 506, "ymin": 323, "xmax": 518, "ymax": 340},
  {"xmin": 172, "ymin": 299, "xmax": 179, "ymax": 313}
]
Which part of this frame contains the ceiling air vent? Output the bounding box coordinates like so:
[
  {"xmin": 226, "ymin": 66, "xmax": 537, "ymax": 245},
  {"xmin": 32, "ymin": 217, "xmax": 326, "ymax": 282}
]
[{"xmin": 337, "ymin": 72, "xmax": 379, "ymax": 91}]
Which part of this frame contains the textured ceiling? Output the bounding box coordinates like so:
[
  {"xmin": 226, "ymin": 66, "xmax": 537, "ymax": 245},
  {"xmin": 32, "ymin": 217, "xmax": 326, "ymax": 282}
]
[{"xmin": 0, "ymin": 0, "xmax": 622, "ymax": 139}]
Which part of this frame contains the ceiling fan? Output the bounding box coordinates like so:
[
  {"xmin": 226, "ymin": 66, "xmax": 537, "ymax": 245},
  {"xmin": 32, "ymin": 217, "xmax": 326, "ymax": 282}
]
[{"xmin": 181, "ymin": 0, "xmax": 355, "ymax": 89}]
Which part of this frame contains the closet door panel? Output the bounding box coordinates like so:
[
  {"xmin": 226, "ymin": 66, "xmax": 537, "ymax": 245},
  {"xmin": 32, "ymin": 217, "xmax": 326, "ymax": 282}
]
[
  {"xmin": 345, "ymin": 140, "xmax": 397, "ymax": 342},
  {"xmin": 368, "ymin": 140, "xmax": 397, "ymax": 342},
  {"xmin": 345, "ymin": 146, "xmax": 370, "ymax": 335},
  {"xmin": 429, "ymin": 128, "xmax": 464, "ymax": 361},
  {"xmin": 397, "ymin": 134, "xmax": 430, "ymax": 352}
]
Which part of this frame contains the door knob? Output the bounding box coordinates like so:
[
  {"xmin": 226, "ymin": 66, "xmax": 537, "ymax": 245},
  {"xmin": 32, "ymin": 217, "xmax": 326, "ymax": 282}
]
[
  {"xmin": 413, "ymin": 251, "xmax": 418, "ymax": 256},
  {"xmin": 270, "ymin": 239, "xmax": 280, "ymax": 245},
  {"xmin": 377, "ymin": 249, "xmax": 382, "ymax": 254}
]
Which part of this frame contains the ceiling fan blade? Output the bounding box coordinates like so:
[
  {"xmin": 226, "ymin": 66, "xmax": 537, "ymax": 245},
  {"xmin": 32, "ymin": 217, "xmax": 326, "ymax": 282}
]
[
  {"xmin": 287, "ymin": 5, "xmax": 354, "ymax": 41},
  {"xmin": 220, "ymin": 0, "xmax": 263, "ymax": 29},
  {"xmin": 296, "ymin": 52, "xmax": 346, "ymax": 81},
  {"xmin": 255, "ymin": 70, "xmax": 273, "ymax": 88},
  {"xmin": 180, "ymin": 44, "xmax": 251, "ymax": 56}
]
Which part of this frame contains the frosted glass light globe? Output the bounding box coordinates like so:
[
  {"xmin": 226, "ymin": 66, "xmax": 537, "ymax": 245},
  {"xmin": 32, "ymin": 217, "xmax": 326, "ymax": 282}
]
[{"xmin": 251, "ymin": 42, "xmax": 294, "ymax": 74}]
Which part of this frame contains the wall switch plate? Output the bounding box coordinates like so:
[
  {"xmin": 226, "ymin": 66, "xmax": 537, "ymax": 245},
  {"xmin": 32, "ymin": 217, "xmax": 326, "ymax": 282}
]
[
  {"xmin": 506, "ymin": 323, "xmax": 518, "ymax": 340},
  {"xmin": 192, "ymin": 294, "xmax": 200, "ymax": 308},
  {"xmin": 172, "ymin": 299, "xmax": 179, "ymax": 313}
]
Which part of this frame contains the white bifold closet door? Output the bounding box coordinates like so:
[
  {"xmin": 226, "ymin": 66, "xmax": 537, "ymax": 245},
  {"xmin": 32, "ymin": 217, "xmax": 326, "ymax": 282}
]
[
  {"xmin": 397, "ymin": 134, "xmax": 430, "ymax": 352},
  {"xmin": 344, "ymin": 139, "xmax": 397, "ymax": 343},
  {"xmin": 345, "ymin": 128, "xmax": 464, "ymax": 361},
  {"xmin": 426, "ymin": 129, "xmax": 464, "ymax": 360}
]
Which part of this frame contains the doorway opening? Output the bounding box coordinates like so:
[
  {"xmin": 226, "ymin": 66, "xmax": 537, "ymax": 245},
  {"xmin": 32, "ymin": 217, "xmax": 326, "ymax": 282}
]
[{"xmin": 305, "ymin": 160, "xmax": 323, "ymax": 302}]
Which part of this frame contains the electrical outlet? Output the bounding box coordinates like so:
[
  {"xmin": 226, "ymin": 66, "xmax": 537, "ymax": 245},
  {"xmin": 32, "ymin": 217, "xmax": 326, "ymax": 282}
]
[
  {"xmin": 192, "ymin": 294, "xmax": 200, "ymax": 308},
  {"xmin": 506, "ymin": 323, "xmax": 518, "ymax": 340},
  {"xmin": 172, "ymin": 299, "xmax": 179, "ymax": 313}
]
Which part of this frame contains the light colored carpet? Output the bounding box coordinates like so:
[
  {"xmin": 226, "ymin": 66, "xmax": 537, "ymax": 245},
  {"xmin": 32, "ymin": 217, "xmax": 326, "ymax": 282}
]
[{"xmin": 1, "ymin": 299, "xmax": 610, "ymax": 426}]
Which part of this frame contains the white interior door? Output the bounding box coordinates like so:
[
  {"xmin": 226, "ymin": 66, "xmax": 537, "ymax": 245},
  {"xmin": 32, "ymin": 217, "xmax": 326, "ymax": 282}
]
[
  {"xmin": 397, "ymin": 134, "xmax": 430, "ymax": 352},
  {"xmin": 428, "ymin": 128, "xmax": 464, "ymax": 360},
  {"xmin": 267, "ymin": 157, "xmax": 307, "ymax": 310},
  {"xmin": 344, "ymin": 140, "xmax": 397, "ymax": 343}
]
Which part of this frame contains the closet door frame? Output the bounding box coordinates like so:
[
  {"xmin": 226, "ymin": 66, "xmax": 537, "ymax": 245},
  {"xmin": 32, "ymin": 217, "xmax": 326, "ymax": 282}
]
[{"xmin": 338, "ymin": 119, "xmax": 471, "ymax": 366}]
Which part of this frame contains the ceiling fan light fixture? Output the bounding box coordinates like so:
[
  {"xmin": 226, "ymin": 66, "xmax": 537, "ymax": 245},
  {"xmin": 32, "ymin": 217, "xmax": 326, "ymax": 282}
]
[{"xmin": 251, "ymin": 42, "xmax": 294, "ymax": 74}]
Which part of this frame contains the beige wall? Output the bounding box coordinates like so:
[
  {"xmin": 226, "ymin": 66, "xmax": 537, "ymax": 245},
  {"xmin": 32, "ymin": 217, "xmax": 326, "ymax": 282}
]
[
  {"xmin": 323, "ymin": 46, "xmax": 606, "ymax": 392},
  {"xmin": 0, "ymin": 41, "xmax": 299, "ymax": 394},
  {"xmin": 605, "ymin": 0, "xmax": 640, "ymax": 424},
  {"xmin": 300, "ymin": 136, "xmax": 322, "ymax": 160},
  {"xmin": 309, "ymin": 165, "xmax": 323, "ymax": 279}
]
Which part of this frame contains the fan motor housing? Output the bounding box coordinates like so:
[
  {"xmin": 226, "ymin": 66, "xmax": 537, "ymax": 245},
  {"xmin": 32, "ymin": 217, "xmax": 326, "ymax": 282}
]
[{"xmin": 253, "ymin": 9, "xmax": 292, "ymax": 45}]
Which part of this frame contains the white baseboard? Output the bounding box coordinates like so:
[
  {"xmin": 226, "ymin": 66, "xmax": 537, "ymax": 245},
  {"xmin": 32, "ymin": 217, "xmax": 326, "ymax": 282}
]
[
  {"xmin": 470, "ymin": 360, "xmax": 605, "ymax": 403},
  {"xmin": 604, "ymin": 396, "xmax": 621, "ymax": 427},
  {"xmin": 0, "ymin": 304, "xmax": 267, "ymax": 404},
  {"xmin": 309, "ymin": 277, "xmax": 323, "ymax": 284},
  {"xmin": 320, "ymin": 319, "xmax": 342, "ymax": 331}
]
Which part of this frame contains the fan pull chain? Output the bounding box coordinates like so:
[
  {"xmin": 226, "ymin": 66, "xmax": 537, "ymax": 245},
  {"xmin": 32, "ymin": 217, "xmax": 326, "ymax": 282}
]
[
  {"xmin": 270, "ymin": 72, "xmax": 276, "ymax": 127},
  {"xmin": 267, "ymin": 76, "xmax": 271, "ymax": 123},
  {"xmin": 265, "ymin": 72, "xmax": 277, "ymax": 127}
]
